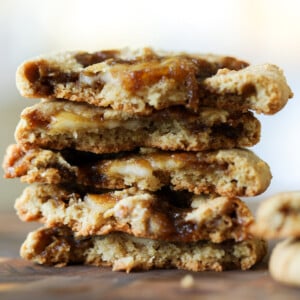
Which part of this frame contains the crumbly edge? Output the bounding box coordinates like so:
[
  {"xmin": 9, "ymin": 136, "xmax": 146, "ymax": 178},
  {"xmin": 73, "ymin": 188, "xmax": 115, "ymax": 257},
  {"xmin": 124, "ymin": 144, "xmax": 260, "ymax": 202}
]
[
  {"xmin": 15, "ymin": 102, "xmax": 261, "ymax": 153},
  {"xmin": 20, "ymin": 226, "xmax": 267, "ymax": 272},
  {"xmin": 4, "ymin": 145, "xmax": 271, "ymax": 197},
  {"xmin": 15, "ymin": 184, "xmax": 254, "ymax": 243},
  {"xmin": 204, "ymin": 64, "xmax": 293, "ymax": 114}
]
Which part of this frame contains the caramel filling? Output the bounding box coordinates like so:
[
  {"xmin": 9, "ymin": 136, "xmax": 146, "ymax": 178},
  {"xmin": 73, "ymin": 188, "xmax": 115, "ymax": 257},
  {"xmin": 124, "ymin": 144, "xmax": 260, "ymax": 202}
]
[{"xmin": 48, "ymin": 111, "xmax": 142, "ymax": 134}]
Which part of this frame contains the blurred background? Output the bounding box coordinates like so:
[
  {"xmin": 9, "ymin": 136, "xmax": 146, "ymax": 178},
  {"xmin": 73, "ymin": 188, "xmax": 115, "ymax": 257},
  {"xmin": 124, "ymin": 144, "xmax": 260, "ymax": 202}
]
[{"xmin": 0, "ymin": 0, "xmax": 299, "ymax": 211}]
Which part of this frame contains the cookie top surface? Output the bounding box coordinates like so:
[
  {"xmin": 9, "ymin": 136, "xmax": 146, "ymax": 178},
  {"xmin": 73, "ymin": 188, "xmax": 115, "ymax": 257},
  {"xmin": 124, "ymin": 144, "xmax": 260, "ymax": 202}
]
[{"xmin": 16, "ymin": 48, "xmax": 292, "ymax": 115}]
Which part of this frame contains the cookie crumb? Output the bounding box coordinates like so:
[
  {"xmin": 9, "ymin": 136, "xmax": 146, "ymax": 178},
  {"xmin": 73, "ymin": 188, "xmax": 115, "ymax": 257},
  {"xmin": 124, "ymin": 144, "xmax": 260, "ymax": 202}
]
[{"xmin": 180, "ymin": 274, "xmax": 195, "ymax": 288}]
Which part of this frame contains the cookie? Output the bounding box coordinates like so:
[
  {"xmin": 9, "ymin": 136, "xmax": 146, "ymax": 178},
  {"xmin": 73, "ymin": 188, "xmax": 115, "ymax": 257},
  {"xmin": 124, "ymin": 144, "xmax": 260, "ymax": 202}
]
[
  {"xmin": 4, "ymin": 145, "xmax": 271, "ymax": 197},
  {"xmin": 16, "ymin": 48, "xmax": 292, "ymax": 115},
  {"xmin": 20, "ymin": 226, "xmax": 267, "ymax": 272},
  {"xmin": 16, "ymin": 48, "xmax": 245, "ymax": 114},
  {"xmin": 269, "ymin": 238, "xmax": 300, "ymax": 286},
  {"xmin": 15, "ymin": 100, "xmax": 261, "ymax": 154},
  {"xmin": 251, "ymin": 191, "xmax": 300, "ymax": 239},
  {"xmin": 15, "ymin": 184, "xmax": 254, "ymax": 243}
]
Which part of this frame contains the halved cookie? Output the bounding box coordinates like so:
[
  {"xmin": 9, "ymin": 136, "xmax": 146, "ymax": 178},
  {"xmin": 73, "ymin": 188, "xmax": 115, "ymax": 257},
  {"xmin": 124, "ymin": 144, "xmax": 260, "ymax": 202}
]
[
  {"xmin": 20, "ymin": 226, "xmax": 267, "ymax": 272},
  {"xmin": 16, "ymin": 48, "xmax": 292, "ymax": 115},
  {"xmin": 15, "ymin": 184, "xmax": 254, "ymax": 243},
  {"xmin": 15, "ymin": 100, "xmax": 261, "ymax": 154},
  {"xmin": 4, "ymin": 146, "xmax": 271, "ymax": 197}
]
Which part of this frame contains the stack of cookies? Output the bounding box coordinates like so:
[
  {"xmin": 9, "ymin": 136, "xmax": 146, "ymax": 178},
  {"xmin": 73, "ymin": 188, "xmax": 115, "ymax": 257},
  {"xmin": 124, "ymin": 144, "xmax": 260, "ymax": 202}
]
[
  {"xmin": 3, "ymin": 48, "xmax": 292, "ymax": 272},
  {"xmin": 252, "ymin": 192, "xmax": 300, "ymax": 286}
]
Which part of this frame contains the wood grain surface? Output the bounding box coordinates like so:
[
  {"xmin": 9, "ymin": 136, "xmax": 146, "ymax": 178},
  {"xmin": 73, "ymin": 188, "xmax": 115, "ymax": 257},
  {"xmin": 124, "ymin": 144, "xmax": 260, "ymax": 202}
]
[{"xmin": 1, "ymin": 212, "xmax": 300, "ymax": 300}]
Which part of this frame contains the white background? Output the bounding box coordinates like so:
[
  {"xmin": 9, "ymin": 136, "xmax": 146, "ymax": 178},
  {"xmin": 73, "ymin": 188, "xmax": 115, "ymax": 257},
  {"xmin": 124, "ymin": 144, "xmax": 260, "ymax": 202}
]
[{"xmin": 0, "ymin": 0, "xmax": 299, "ymax": 211}]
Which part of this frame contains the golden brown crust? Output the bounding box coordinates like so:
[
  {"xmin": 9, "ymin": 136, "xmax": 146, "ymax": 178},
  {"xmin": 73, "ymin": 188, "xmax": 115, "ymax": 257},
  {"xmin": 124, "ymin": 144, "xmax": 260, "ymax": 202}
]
[
  {"xmin": 4, "ymin": 145, "xmax": 271, "ymax": 197},
  {"xmin": 251, "ymin": 191, "xmax": 300, "ymax": 239},
  {"xmin": 20, "ymin": 226, "xmax": 267, "ymax": 272},
  {"xmin": 15, "ymin": 100, "xmax": 261, "ymax": 154},
  {"xmin": 15, "ymin": 184, "xmax": 254, "ymax": 243},
  {"xmin": 16, "ymin": 48, "xmax": 253, "ymax": 114}
]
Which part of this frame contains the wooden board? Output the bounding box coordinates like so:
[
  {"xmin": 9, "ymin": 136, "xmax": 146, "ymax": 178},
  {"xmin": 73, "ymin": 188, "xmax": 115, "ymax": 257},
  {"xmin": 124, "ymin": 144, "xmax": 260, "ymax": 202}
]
[{"xmin": 1, "ymin": 213, "xmax": 300, "ymax": 300}]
